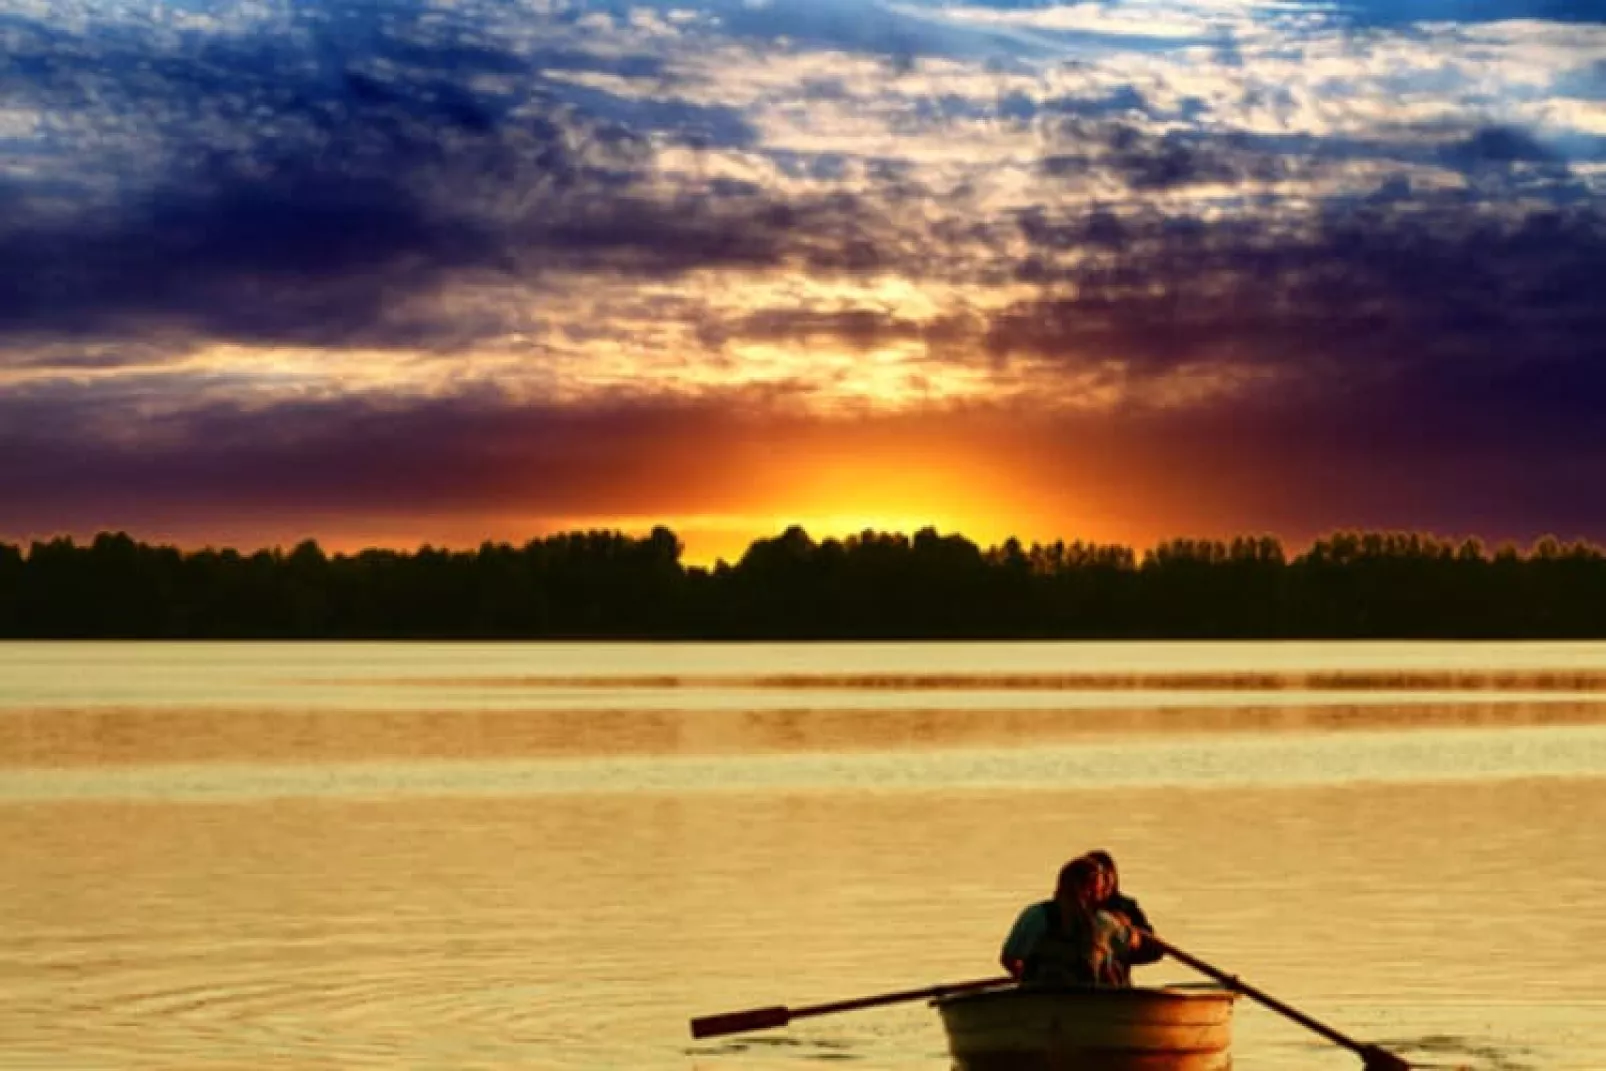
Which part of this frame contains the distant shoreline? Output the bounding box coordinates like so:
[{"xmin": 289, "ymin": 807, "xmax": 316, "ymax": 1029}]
[{"xmin": 3, "ymin": 526, "xmax": 1604, "ymax": 639}]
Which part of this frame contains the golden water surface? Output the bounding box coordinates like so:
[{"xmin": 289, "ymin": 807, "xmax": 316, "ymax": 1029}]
[{"xmin": 2, "ymin": 642, "xmax": 1604, "ymax": 1071}]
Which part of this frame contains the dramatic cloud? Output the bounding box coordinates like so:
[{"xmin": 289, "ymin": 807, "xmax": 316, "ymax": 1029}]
[
  {"xmin": 2, "ymin": 0, "xmax": 1603, "ymax": 555},
  {"xmin": 0, "ymin": 3, "xmax": 805, "ymax": 350},
  {"xmin": 991, "ymin": 196, "xmax": 1606, "ymax": 428}
]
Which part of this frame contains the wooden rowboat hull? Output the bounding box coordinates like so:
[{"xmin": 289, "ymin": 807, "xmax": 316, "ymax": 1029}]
[{"xmin": 934, "ymin": 984, "xmax": 1238, "ymax": 1071}]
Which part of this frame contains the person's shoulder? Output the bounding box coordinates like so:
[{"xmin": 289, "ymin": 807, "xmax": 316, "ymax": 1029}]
[
  {"xmin": 1004, "ymin": 900, "xmax": 1054, "ymax": 952},
  {"xmin": 1011, "ymin": 899, "xmax": 1052, "ymax": 923},
  {"xmin": 1113, "ymin": 892, "xmax": 1151, "ymax": 921},
  {"xmin": 1022, "ymin": 899, "xmax": 1055, "ymax": 921}
]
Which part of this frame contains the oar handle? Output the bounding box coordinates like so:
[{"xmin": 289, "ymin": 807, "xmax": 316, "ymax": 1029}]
[
  {"xmin": 689, "ymin": 975, "xmax": 1013, "ymax": 1039},
  {"xmin": 1142, "ymin": 932, "xmax": 1409, "ymax": 1069}
]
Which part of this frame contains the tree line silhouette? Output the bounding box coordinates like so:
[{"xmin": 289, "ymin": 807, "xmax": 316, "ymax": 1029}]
[{"xmin": 2, "ymin": 526, "xmax": 1605, "ymax": 639}]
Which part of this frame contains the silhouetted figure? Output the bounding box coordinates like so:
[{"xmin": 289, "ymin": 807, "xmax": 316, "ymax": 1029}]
[
  {"xmin": 1000, "ymin": 857, "xmax": 1138, "ymax": 986},
  {"xmin": 1087, "ymin": 849, "xmax": 1165, "ymax": 982}
]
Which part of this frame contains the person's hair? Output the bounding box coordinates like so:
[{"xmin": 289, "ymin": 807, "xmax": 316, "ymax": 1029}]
[
  {"xmin": 1054, "ymin": 856, "xmax": 1103, "ymax": 944},
  {"xmin": 1056, "ymin": 856, "xmax": 1101, "ymax": 900},
  {"xmin": 1085, "ymin": 849, "xmax": 1119, "ymax": 891}
]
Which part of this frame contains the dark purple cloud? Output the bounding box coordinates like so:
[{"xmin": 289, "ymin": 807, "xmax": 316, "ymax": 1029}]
[
  {"xmin": 0, "ymin": 383, "xmax": 751, "ymax": 527},
  {"xmin": 990, "ymin": 194, "xmax": 1606, "ymax": 453},
  {"xmin": 0, "ymin": 1, "xmax": 811, "ymax": 352}
]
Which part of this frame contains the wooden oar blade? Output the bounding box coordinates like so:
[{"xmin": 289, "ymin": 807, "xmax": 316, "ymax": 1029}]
[
  {"xmin": 689, "ymin": 1005, "xmax": 791, "ymax": 1039},
  {"xmin": 1359, "ymin": 1044, "xmax": 1413, "ymax": 1071}
]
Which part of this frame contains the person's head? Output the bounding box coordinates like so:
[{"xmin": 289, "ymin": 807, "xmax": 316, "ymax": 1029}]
[
  {"xmin": 1086, "ymin": 850, "xmax": 1119, "ymax": 898},
  {"xmin": 1054, "ymin": 856, "xmax": 1103, "ymax": 910}
]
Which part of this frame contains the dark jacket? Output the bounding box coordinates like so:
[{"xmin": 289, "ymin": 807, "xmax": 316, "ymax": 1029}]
[
  {"xmin": 1022, "ymin": 903, "xmax": 1099, "ymax": 986},
  {"xmin": 1105, "ymin": 892, "xmax": 1164, "ymax": 966}
]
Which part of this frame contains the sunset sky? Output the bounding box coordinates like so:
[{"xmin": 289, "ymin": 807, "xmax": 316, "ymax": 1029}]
[{"xmin": 1, "ymin": 0, "xmax": 1603, "ymax": 563}]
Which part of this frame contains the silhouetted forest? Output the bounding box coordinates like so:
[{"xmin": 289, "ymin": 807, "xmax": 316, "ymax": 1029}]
[{"xmin": 3, "ymin": 527, "xmax": 1606, "ymax": 639}]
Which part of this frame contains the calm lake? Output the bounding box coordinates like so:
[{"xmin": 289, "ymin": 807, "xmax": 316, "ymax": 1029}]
[{"xmin": 2, "ymin": 641, "xmax": 1604, "ymax": 1071}]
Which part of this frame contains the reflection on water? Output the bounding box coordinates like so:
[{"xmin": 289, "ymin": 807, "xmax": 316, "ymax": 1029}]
[
  {"xmin": 320, "ymin": 669, "xmax": 1606, "ymax": 691},
  {"xmin": 8, "ymin": 700, "xmax": 1606, "ymax": 771},
  {"xmin": 0, "ymin": 643, "xmax": 1603, "ymax": 1071},
  {"xmin": 11, "ymin": 641, "xmax": 1606, "ymax": 711}
]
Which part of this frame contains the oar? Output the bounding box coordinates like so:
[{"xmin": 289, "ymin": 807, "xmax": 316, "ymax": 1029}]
[
  {"xmin": 689, "ymin": 975, "xmax": 1013, "ymax": 1039},
  {"xmin": 1142, "ymin": 931, "xmax": 1412, "ymax": 1071}
]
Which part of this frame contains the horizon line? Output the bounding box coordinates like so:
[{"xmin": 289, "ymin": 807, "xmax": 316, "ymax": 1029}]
[{"xmin": 6, "ymin": 523, "xmax": 1603, "ymax": 568}]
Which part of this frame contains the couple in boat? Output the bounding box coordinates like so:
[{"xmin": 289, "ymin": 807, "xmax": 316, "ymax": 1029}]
[{"xmin": 999, "ymin": 850, "xmax": 1164, "ymax": 987}]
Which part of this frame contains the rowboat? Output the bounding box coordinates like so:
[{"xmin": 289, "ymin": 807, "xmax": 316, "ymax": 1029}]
[
  {"xmin": 933, "ymin": 983, "xmax": 1239, "ymax": 1071},
  {"xmin": 692, "ymin": 932, "xmax": 1407, "ymax": 1071}
]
